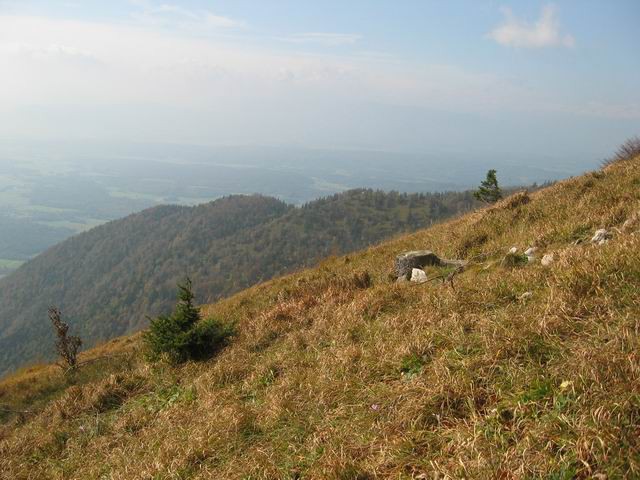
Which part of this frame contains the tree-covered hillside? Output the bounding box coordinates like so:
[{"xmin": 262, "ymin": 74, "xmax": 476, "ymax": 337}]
[{"xmin": 0, "ymin": 189, "xmax": 478, "ymax": 375}]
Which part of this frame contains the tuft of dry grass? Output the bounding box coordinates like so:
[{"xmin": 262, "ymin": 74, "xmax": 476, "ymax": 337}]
[{"xmin": 1, "ymin": 152, "xmax": 640, "ymax": 479}]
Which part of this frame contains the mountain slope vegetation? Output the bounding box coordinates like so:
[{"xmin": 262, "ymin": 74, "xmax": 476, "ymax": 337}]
[
  {"xmin": 0, "ymin": 188, "xmax": 478, "ymax": 375},
  {"xmin": 1, "ymin": 154, "xmax": 639, "ymax": 478}
]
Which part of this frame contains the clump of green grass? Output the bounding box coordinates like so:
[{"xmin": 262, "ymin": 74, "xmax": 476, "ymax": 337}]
[
  {"xmin": 501, "ymin": 251, "xmax": 529, "ymax": 268},
  {"xmin": 399, "ymin": 353, "xmax": 426, "ymax": 378}
]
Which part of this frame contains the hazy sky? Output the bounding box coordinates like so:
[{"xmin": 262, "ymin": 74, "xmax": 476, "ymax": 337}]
[{"xmin": 0, "ymin": 1, "xmax": 638, "ymax": 159}]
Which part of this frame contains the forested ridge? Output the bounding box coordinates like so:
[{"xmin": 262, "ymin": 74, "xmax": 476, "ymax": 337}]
[{"xmin": 0, "ymin": 188, "xmax": 478, "ymax": 375}]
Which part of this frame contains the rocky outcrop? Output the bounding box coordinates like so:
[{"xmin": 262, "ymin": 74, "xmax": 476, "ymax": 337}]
[
  {"xmin": 394, "ymin": 250, "xmax": 466, "ymax": 280},
  {"xmin": 395, "ymin": 251, "xmax": 444, "ymax": 279}
]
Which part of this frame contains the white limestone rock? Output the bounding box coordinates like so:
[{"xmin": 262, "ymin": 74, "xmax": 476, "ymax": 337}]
[
  {"xmin": 410, "ymin": 268, "xmax": 428, "ymax": 283},
  {"xmin": 524, "ymin": 246, "xmax": 537, "ymax": 262}
]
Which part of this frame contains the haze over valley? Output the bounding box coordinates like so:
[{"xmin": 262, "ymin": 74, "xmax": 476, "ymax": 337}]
[{"xmin": 0, "ymin": 140, "xmax": 590, "ymax": 278}]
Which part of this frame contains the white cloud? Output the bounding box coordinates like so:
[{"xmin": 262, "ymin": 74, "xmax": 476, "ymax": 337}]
[
  {"xmin": 284, "ymin": 33, "xmax": 362, "ymax": 47},
  {"xmin": 130, "ymin": 0, "xmax": 245, "ymax": 31},
  {"xmin": 488, "ymin": 5, "xmax": 575, "ymax": 48},
  {"xmin": 0, "ymin": 12, "xmax": 633, "ymax": 149},
  {"xmin": 1, "ymin": 42, "xmax": 99, "ymax": 64}
]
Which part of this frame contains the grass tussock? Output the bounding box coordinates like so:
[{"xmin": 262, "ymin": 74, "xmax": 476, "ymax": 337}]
[{"xmin": 1, "ymin": 153, "xmax": 640, "ymax": 478}]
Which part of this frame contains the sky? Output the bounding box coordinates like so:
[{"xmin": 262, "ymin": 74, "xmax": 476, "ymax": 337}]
[{"xmin": 0, "ymin": 0, "xmax": 638, "ymax": 162}]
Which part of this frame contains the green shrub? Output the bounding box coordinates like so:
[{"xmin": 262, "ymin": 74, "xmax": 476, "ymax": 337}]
[
  {"xmin": 144, "ymin": 278, "xmax": 234, "ymax": 364},
  {"xmin": 400, "ymin": 353, "xmax": 425, "ymax": 378}
]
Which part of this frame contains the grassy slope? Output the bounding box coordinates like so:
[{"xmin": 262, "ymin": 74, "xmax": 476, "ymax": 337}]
[{"xmin": 1, "ymin": 157, "xmax": 639, "ymax": 479}]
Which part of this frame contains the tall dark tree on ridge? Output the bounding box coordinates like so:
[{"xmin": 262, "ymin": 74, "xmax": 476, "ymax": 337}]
[{"xmin": 474, "ymin": 169, "xmax": 503, "ymax": 204}]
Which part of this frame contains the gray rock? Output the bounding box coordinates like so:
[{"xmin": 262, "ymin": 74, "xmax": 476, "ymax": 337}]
[
  {"xmin": 395, "ymin": 250, "xmax": 465, "ymax": 280},
  {"xmin": 395, "ymin": 250, "xmax": 444, "ymax": 279}
]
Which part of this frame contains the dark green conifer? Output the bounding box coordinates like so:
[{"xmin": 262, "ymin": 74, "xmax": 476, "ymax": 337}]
[{"xmin": 474, "ymin": 169, "xmax": 503, "ymax": 203}]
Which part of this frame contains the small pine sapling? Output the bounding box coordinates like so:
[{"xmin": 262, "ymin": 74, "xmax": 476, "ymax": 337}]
[{"xmin": 144, "ymin": 277, "xmax": 233, "ymax": 363}]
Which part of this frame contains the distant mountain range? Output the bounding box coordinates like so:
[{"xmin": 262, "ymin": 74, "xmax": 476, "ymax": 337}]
[{"xmin": 0, "ymin": 188, "xmax": 479, "ymax": 375}]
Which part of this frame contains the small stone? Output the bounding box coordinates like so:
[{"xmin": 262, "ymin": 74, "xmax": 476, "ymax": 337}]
[
  {"xmin": 591, "ymin": 229, "xmax": 612, "ymax": 245},
  {"xmin": 541, "ymin": 253, "xmax": 554, "ymax": 266},
  {"xmin": 524, "ymin": 247, "xmax": 537, "ymax": 262},
  {"xmin": 410, "ymin": 268, "xmax": 428, "ymax": 283},
  {"xmin": 509, "ymin": 247, "xmax": 518, "ymax": 254}
]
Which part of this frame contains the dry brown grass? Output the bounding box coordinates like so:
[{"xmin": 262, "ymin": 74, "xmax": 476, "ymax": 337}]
[{"xmin": 1, "ymin": 155, "xmax": 640, "ymax": 479}]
